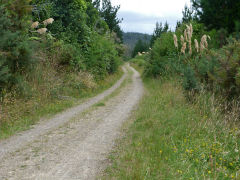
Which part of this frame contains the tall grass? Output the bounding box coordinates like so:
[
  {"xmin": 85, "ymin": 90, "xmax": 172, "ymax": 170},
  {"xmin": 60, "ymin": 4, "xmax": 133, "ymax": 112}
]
[
  {"xmin": 0, "ymin": 60, "xmax": 123, "ymax": 140},
  {"xmin": 104, "ymin": 76, "xmax": 240, "ymax": 179}
]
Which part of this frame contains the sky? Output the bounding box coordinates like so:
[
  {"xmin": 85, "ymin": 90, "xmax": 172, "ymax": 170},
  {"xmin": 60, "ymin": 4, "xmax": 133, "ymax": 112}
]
[{"xmin": 111, "ymin": 0, "xmax": 191, "ymax": 34}]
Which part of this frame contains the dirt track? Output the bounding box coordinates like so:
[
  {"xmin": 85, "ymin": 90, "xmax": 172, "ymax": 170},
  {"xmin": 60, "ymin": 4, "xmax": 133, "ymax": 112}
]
[{"xmin": 0, "ymin": 64, "xmax": 143, "ymax": 180}]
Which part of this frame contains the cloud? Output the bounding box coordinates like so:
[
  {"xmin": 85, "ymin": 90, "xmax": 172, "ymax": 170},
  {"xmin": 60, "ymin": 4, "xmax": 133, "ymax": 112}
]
[
  {"xmin": 117, "ymin": 11, "xmax": 181, "ymax": 34},
  {"xmin": 111, "ymin": 0, "xmax": 190, "ymax": 17}
]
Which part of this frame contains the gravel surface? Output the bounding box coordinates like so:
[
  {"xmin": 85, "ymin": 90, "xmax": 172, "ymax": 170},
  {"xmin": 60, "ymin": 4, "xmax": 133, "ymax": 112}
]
[{"xmin": 0, "ymin": 65, "xmax": 143, "ymax": 180}]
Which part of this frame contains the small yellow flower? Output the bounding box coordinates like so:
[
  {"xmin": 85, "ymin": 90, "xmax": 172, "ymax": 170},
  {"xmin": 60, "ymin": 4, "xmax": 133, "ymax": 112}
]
[
  {"xmin": 208, "ymin": 171, "xmax": 211, "ymax": 174},
  {"xmin": 231, "ymin": 175, "xmax": 235, "ymax": 179},
  {"xmin": 159, "ymin": 150, "xmax": 163, "ymax": 154},
  {"xmin": 177, "ymin": 170, "xmax": 183, "ymax": 174},
  {"xmin": 229, "ymin": 162, "xmax": 233, "ymax": 166}
]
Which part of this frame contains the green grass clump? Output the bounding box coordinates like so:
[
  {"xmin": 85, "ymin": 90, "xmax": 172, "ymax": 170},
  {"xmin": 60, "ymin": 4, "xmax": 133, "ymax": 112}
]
[{"xmin": 104, "ymin": 77, "xmax": 240, "ymax": 179}]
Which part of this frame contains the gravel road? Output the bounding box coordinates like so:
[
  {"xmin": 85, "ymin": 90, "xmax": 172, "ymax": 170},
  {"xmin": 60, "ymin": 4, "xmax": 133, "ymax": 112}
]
[{"xmin": 0, "ymin": 65, "xmax": 143, "ymax": 180}]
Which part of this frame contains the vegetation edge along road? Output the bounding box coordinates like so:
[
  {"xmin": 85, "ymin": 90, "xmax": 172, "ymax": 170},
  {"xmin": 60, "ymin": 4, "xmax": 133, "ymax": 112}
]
[
  {"xmin": 103, "ymin": 64, "xmax": 240, "ymax": 180},
  {"xmin": 0, "ymin": 64, "xmax": 143, "ymax": 179},
  {"xmin": 0, "ymin": 65, "xmax": 129, "ymax": 159}
]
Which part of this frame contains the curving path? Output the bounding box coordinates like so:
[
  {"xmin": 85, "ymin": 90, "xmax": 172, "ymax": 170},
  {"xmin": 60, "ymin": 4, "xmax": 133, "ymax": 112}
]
[{"xmin": 0, "ymin": 64, "xmax": 143, "ymax": 180}]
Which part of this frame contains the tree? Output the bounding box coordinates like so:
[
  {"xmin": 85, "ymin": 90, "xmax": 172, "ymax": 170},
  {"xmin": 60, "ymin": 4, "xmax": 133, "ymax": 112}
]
[
  {"xmin": 191, "ymin": 0, "xmax": 240, "ymax": 33},
  {"xmin": 132, "ymin": 39, "xmax": 149, "ymax": 57},
  {"xmin": 0, "ymin": 1, "xmax": 33, "ymax": 93},
  {"xmin": 150, "ymin": 21, "xmax": 169, "ymax": 47},
  {"xmin": 182, "ymin": 5, "xmax": 194, "ymax": 23},
  {"xmin": 99, "ymin": 0, "xmax": 123, "ymax": 42}
]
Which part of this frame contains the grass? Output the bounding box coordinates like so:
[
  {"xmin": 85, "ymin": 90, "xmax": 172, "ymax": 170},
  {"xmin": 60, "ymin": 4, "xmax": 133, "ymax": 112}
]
[
  {"xmin": 103, "ymin": 75, "xmax": 240, "ymax": 179},
  {"xmin": 0, "ymin": 67, "xmax": 123, "ymax": 140}
]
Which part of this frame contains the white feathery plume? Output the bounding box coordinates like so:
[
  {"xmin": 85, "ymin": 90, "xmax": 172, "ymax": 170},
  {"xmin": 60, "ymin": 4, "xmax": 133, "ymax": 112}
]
[
  {"xmin": 31, "ymin": 21, "xmax": 39, "ymax": 29},
  {"xmin": 173, "ymin": 34, "xmax": 178, "ymax": 48},
  {"xmin": 37, "ymin": 28, "xmax": 47, "ymax": 34}
]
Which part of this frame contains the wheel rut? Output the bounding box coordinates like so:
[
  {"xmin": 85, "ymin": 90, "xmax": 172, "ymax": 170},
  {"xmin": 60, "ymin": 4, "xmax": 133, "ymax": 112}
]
[{"xmin": 0, "ymin": 65, "xmax": 143, "ymax": 180}]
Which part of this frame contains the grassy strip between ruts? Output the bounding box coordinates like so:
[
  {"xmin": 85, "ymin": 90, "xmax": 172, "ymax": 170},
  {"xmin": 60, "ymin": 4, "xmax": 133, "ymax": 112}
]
[
  {"xmin": 0, "ymin": 68, "xmax": 124, "ymax": 140},
  {"xmin": 103, "ymin": 72, "xmax": 240, "ymax": 179}
]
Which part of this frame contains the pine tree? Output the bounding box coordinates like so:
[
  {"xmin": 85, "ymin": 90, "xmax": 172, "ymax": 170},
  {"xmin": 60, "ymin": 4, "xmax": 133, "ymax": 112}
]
[{"xmin": 150, "ymin": 22, "xmax": 169, "ymax": 47}]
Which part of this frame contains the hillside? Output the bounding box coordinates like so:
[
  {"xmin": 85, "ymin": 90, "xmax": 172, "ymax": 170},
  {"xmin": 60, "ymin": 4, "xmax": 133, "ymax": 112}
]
[{"xmin": 123, "ymin": 32, "xmax": 152, "ymax": 57}]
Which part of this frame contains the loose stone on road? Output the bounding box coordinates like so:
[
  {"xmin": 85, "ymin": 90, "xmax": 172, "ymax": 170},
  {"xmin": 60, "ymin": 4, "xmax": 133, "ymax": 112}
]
[{"xmin": 0, "ymin": 65, "xmax": 143, "ymax": 180}]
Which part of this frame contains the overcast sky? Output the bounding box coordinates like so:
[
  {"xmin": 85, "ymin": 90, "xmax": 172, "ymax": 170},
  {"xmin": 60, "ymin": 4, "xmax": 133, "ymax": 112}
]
[{"xmin": 111, "ymin": 0, "xmax": 191, "ymax": 34}]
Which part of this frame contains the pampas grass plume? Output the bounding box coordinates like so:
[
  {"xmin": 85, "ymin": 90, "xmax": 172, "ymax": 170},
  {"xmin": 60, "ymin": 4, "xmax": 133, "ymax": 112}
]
[
  {"xmin": 181, "ymin": 42, "xmax": 187, "ymax": 54},
  {"xmin": 43, "ymin": 18, "xmax": 54, "ymax": 26},
  {"xmin": 194, "ymin": 39, "xmax": 199, "ymax": 53},
  {"xmin": 37, "ymin": 28, "xmax": 47, "ymax": 34},
  {"xmin": 173, "ymin": 34, "xmax": 178, "ymax": 48},
  {"xmin": 31, "ymin": 21, "xmax": 39, "ymax": 29},
  {"xmin": 181, "ymin": 35, "xmax": 184, "ymax": 45}
]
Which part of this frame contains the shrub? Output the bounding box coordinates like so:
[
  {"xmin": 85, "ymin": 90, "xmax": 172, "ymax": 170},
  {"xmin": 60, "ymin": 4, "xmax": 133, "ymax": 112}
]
[
  {"xmin": 84, "ymin": 33, "xmax": 120, "ymax": 78},
  {"xmin": 208, "ymin": 39, "xmax": 240, "ymax": 97},
  {"xmin": 0, "ymin": 2, "xmax": 34, "ymax": 94},
  {"xmin": 151, "ymin": 32, "xmax": 176, "ymax": 57},
  {"xmin": 143, "ymin": 32, "xmax": 179, "ymax": 77},
  {"xmin": 182, "ymin": 66, "xmax": 199, "ymax": 91}
]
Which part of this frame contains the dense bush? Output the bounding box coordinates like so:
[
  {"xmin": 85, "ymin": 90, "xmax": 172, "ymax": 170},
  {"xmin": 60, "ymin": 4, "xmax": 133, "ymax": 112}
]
[
  {"xmin": 0, "ymin": 2, "xmax": 34, "ymax": 95},
  {"xmin": 84, "ymin": 33, "xmax": 120, "ymax": 78},
  {"xmin": 139, "ymin": 20, "xmax": 240, "ymax": 99},
  {"xmin": 0, "ymin": 0, "xmax": 123, "ymax": 98},
  {"xmin": 202, "ymin": 40, "xmax": 240, "ymax": 97},
  {"xmin": 144, "ymin": 32, "xmax": 178, "ymax": 77}
]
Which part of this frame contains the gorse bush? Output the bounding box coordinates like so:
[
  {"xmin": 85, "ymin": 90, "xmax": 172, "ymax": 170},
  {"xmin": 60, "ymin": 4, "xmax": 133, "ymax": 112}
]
[{"xmin": 202, "ymin": 40, "xmax": 240, "ymax": 97}]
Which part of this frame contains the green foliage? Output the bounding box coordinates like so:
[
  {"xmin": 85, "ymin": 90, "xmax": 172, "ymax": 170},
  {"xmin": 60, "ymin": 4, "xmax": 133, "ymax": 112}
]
[
  {"xmin": 192, "ymin": 0, "xmax": 240, "ymax": 34},
  {"xmin": 51, "ymin": 41, "xmax": 85, "ymax": 70},
  {"xmin": 182, "ymin": 5, "xmax": 194, "ymax": 23},
  {"xmin": 152, "ymin": 32, "xmax": 176, "ymax": 57},
  {"xmin": 104, "ymin": 78, "xmax": 240, "ymax": 179},
  {"xmin": 123, "ymin": 32, "xmax": 151, "ymax": 58},
  {"xmin": 182, "ymin": 66, "xmax": 199, "ymax": 91},
  {"xmin": 0, "ymin": 1, "xmax": 34, "ymax": 94},
  {"xmin": 84, "ymin": 33, "xmax": 120, "ymax": 78},
  {"xmin": 99, "ymin": 0, "xmax": 123, "ymax": 42},
  {"xmin": 30, "ymin": 0, "xmax": 122, "ymax": 78},
  {"xmin": 150, "ymin": 22, "xmax": 169, "ymax": 47},
  {"xmin": 144, "ymin": 32, "xmax": 178, "ymax": 77},
  {"xmin": 131, "ymin": 39, "xmax": 149, "ymax": 58},
  {"xmin": 208, "ymin": 40, "xmax": 240, "ymax": 97},
  {"xmin": 130, "ymin": 56, "xmax": 147, "ymax": 67}
]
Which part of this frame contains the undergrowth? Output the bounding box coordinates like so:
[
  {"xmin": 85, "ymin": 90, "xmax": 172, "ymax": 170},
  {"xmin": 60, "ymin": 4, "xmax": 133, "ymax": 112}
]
[
  {"xmin": 104, "ymin": 75, "xmax": 240, "ymax": 179},
  {"xmin": 0, "ymin": 62, "xmax": 123, "ymax": 140}
]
